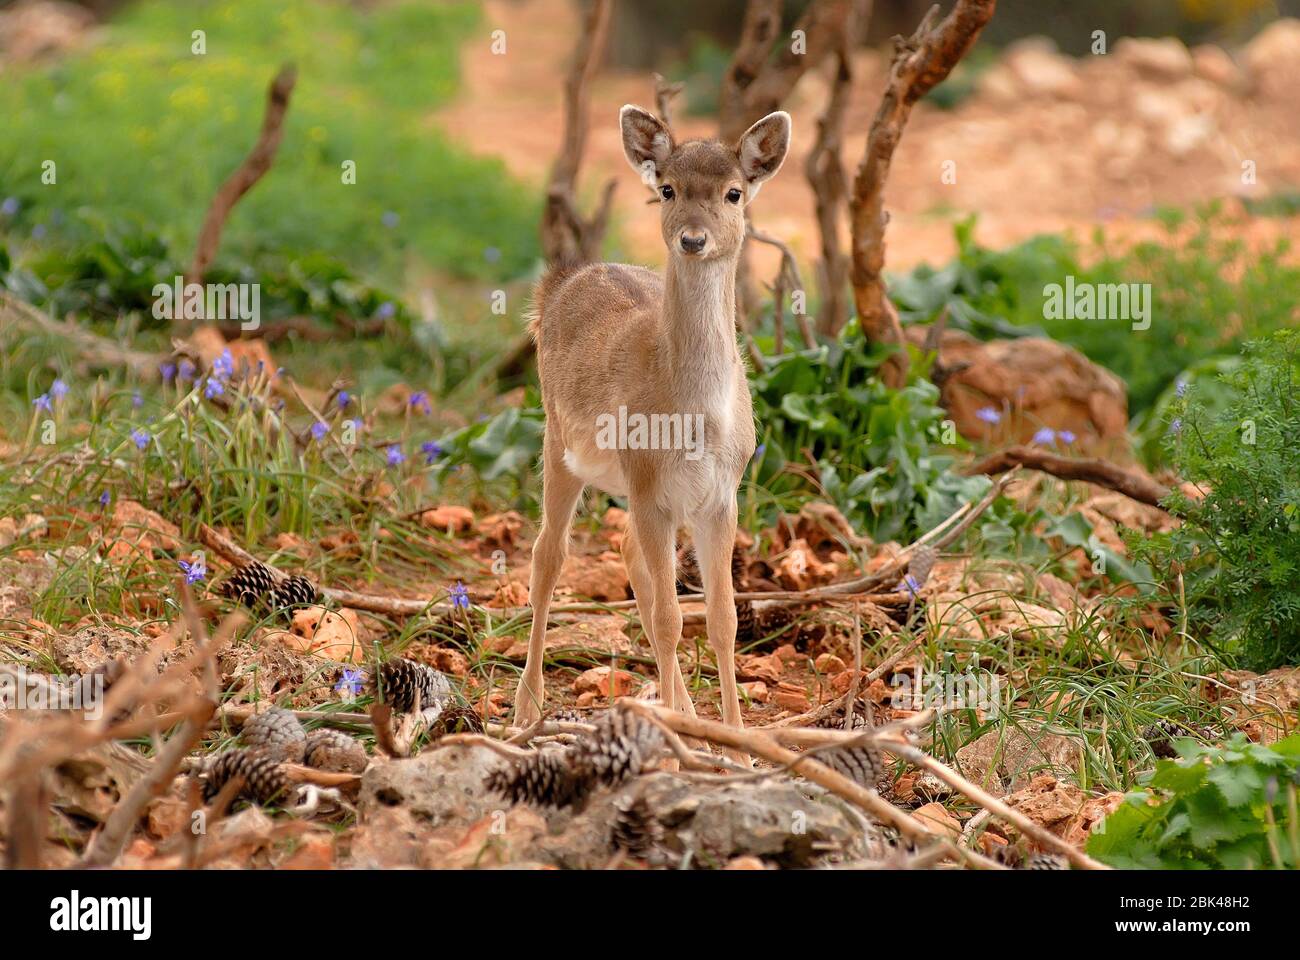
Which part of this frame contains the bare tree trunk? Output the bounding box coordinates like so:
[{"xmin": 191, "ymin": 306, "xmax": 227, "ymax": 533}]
[
  {"xmin": 849, "ymin": 0, "xmax": 996, "ymax": 384},
  {"xmin": 539, "ymin": 0, "xmax": 616, "ymax": 267},
  {"xmin": 719, "ymin": 0, "xmax": 857, "ymax": 326},
  {"xmin": 805, "ymin": 1, "xmax": 869, "ymax": 338},
  {"xmin": 189, "ymin": 64, "xmax": 296, "ymax": 293}
]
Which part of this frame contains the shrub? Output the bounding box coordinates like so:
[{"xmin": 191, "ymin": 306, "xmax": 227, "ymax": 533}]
[
  {"xmin": 892, "ymin": 209, "xmax": 1300, "ymax": 414},
  {"xmin": 1132, "ymin": 331, "xmax": 1300, "ymax": 670},
  {"xmin": 1089, "ymin": 732, "xmax": 1300, "ymax": 870}
]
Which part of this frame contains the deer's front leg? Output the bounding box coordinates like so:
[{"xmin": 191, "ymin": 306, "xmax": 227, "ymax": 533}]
[
  {"xmin": 693, "ymin": 503, "xmax": 749, "ymax": 763},
  {"xmin": 514, "ymin": 444, "xmax": 583, "ymax": 727},
  {"xmin": 628, "ymin": 498, "xmax": 688, "ymax": 714}
]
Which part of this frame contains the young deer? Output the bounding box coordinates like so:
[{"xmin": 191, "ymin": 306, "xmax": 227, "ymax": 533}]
[{"xmin": 513, "ymin": 105, "xmax": 792, "ymax": 736}]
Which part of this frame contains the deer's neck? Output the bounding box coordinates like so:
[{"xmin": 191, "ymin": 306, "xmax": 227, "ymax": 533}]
[{"xmin": 661, "ymin": 255, "xmax": 740, "ymax": 407}]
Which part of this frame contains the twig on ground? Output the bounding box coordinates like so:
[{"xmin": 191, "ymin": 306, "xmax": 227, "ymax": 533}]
[{"xmin": 964, "ymin": 445, "xmax": 1172, "ymax": 509}]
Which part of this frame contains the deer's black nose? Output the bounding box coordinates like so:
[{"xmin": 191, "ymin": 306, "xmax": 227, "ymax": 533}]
[{"xmin": 680, "ymin": 232, "xmax": 707, "ymax": 254}]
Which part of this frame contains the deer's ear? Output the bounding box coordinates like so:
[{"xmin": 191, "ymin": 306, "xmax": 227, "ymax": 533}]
[
  {"xmin": 620, "ymin": 105, "xmax": 673, "ymax": 183},
  {"xmin": 736, "ymin": 111, "xmax": 791, "ymax": 197}
]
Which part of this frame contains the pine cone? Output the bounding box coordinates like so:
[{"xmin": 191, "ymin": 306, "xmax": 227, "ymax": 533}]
[
  {"xmin": 549, "ymin": 707, "xmax": 589, "ymax": 724},
  {"xmin": 735, "ymin": 597, "xmax": 759, "ymax": 646},
  {"xmin": 675, "ymin": 544, "xmax": 702, "ymax": 594},
  {"xmin": 428, "ymin": 703, "xmax": 485, "ymax": 738},
  {"xmin": 303, "ymin": 728, "xmax": 367, "ymax": 773},
  {"xmin": 489, "ymin": 707, "xmax": 663, "ymax": 810},
  {"xmin": 814, "ymin": 702, "xmax": 876, "ymax": 731},
  {"xmin": 1024, "ymin": 852, "xmax": 1068, "ymax": 870},
  {"xmin": 219, "ymin": 560, "xmax": 319, "ymax": 618},
  {"xmin": 1140, "ymin": 719, "xmax": 1213, "ymax": 759},
  {"xmin": 757, "ymin": 605, "xmax": 799, "ymax": 643},
  {"xmin": 371, "ymin": 658, "xmax": 452, "ymax": 714},
  {"xmin": 270, "ymin": 574, "xmax": 319, "ymax": 610},
  {"xmin": 486, "ymin": 748, "xmax": 582, "ymax": 809},
  {"xmin": 241, "ymin": 706, "xmax": 307, "ymax": 763},
  {"xmin": 819, "ymin": 742, "xmax": 885, "ymax": 789},
  {"xmin": 203, "ymin": 749, "xmax": 292, "ymax": 806},
  {"xmin": 610, "ymin": 793, "xmax": 661, "ymax": 856},
  {"xmin": 219, "ymin": 560, "xmax": 277, "ymax": 609},
  {"xmin": 571, "ymin": 708, "xmax": 664, "ymax": 789},
  {"xmin": 905, "ymin": 545, "xmax": 939, "ymax": 591}
]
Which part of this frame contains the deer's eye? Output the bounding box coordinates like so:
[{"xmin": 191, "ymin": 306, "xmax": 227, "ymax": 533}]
[
  {"xmin": 660, "ymin": 184, "xmax": 675, "ymax": 201},
  {"xmin": 726, "ymin": 187, "xmax": 742, "ymax": 204}
]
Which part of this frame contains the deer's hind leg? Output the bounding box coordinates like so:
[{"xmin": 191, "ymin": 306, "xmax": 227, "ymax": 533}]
[{"xmin": 514, "ymin": 433, "xmax": 584, "ymax": 727}]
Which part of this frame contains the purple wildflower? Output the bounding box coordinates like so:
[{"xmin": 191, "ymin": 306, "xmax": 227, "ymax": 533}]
[
  {"xmin": 1058, "ymin": 430, "xmax": 1076, "ymax": 445},
  {"xmin": 160, "ymin": 361, "xmax": 177, "ymax": 381},
  {"xmin": 179, "ymin": 557, "xmax": 207, "ymax": 584},
  {"xmin": 212, "ymin": 348, "xmax": 235, "ymax": 380},
  {"xmin": 0, "ymin": 197, "xmax": 18, "ymax": 217},
  {"xmin": 131, "ymin": 429, "xmax": 150, "ymax": 451},
  {"xmin": 898, "ymin": 574, "xmax": 923, "ymax": 597},
  {"xmin": 335, "ymin": 668, "xmax": 364, "ymax": 699},
  {"xmin": 50, "ymin": 378, "xmax": 69, "ymax": 399},
  {"xmin": 449, "ymin": 582, "xmax": 470, "ymax": 610},
  {"xmin": 1032, "ymin": 427, "xmax": 1056, "ymax": 446},
  {"xmin": 32, "ymin": 393, "xmax": 52, "ymax": 412},
  {"xmin": 409, "ymin": 391, "xmax": 431, "ymax": 415},
  {"xmin": 178, "ymin": 359, "xmax": 197, "ymax": 382},
  {"xmin": 376, "ymin": 302, "xmax": 396, "ymax": 321},
  {"xmin": 337, "ymin": 391, "xmax": 351, "ymax": 409},
  {"xmin": 386, "ymin": 444, "xmax": 405, "ymax": 466},
  {"xmin": 310, "ymin": 421, "xmax": 329, "ymax": 441},
  {"xmin": 204, "ymin": 377, "xmax": 224, "ymax": 399},
  {"xmin": 975, "ymin": 407, "xmax": 1001, "ymax": 425},
  {"xmin": 421, "ymin": 440, "xmax": 443, "ymax": 464},
  {"xmin": 98, "ymin": 490, "xmax": 110, "ymax": 507}
]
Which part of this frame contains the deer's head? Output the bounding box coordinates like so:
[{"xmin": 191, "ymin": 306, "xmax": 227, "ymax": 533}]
[{"xmin": 620, "ymin": 105, "xmax": 791, "ymax": 262}]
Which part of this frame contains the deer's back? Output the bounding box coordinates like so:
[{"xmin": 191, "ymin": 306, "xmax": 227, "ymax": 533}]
[{"xmin": 531, "ymin": 262, "xmax": 665, "ymax": 411}]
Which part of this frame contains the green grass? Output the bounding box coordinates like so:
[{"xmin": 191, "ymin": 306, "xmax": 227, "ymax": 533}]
[{"xmin": 0, "ymin": 0, "xmax": 539, "ymax": 283}]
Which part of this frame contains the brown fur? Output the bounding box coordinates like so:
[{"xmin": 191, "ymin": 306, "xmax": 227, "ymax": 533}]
[{"xmin": 514, "ymin": 107, "xmax": 792, "ymax": 752}]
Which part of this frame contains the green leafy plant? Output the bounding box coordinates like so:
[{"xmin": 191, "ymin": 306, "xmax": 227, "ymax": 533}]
[
  {"xmin": 747, "ymin": 329, "xmax": 988, "ymax": 541},
  {"xmin": 1132, "ymin": 331, "xmax": 1300, "ymax": 670},
  {"xmin": 892, "ymin": 208, "xmax": 1300, "ymax": 414},
  {"xmin": 1089, "ymin": 732, "xmax": 1300, "ymax": 869}
]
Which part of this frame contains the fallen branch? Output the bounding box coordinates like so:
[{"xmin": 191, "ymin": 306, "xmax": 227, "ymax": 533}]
[
  {"xmin": 81, "ymin": 699, "xmax": 216, "ymax": 866},
  {"xmin": 885, "ymin": 738, "xmax": 1109, "ymax": 870},
  {"xmin": 964, "ymin": 445, "xmax": 1172, "ymax": 509},
  {"xmin": 1, "ymin": 292, "xmax": 161, "ymax": 381},
  {"xmin": 623, "ymin": 701, "xmax": 1000, "ymax": 869},
  {"xmin": 189, "ymin": 64, "xmax": 297, "ymax": 286},
  {"xmin": 198, "ymin": 477, "xmax": 1007, "ymax": 628}
]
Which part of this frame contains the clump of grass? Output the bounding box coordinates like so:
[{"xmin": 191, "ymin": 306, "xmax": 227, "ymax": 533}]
[{"xmin": 0, "ymin": 0, "xmax": 539, "ymax": 283}]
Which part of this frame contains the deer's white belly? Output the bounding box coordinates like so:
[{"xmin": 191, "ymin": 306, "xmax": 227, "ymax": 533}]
[{"xmin": 562, "ymin": 447, "xmax": 629, "ymax": 497}]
